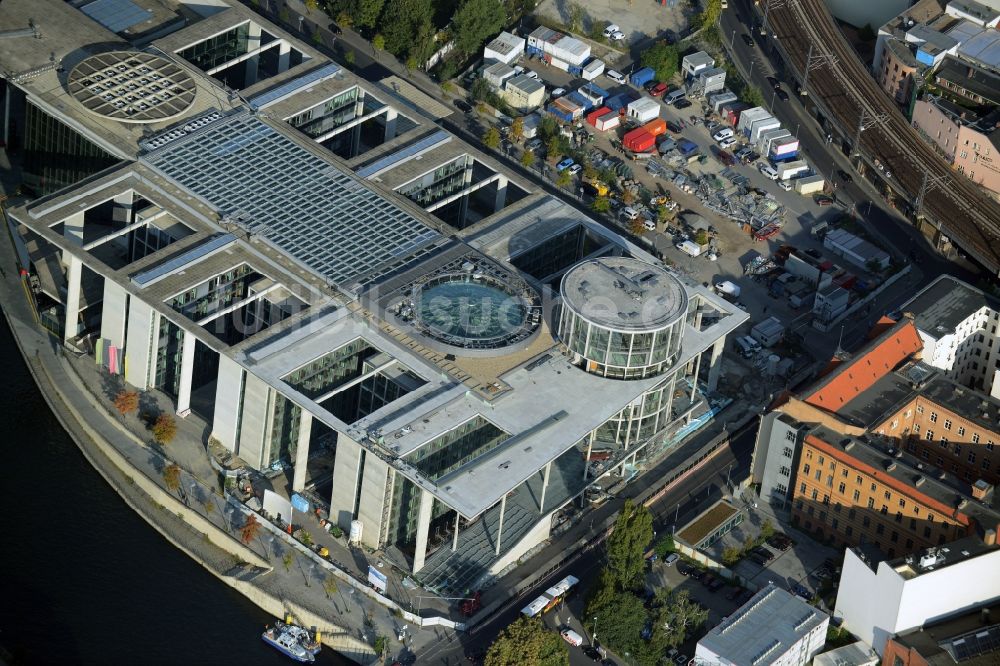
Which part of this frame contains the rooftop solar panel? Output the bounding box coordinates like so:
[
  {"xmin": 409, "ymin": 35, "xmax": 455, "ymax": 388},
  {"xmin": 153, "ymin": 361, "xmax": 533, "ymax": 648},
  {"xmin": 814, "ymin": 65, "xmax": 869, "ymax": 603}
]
[
  {"xmin": 141, "ymin": 113, "xmax": 439, "ymax": 287},
  {"xmin": 81, "ymin": 0, "xmax": 153, "ymax": 34},
  {"xmin": 355, "ymin": 130, "xmax": 452, "ymax": 179},
  {"xmin": 131, "ymin": 234, "xmax": 237, "ymax": 288},
  {"xmin": 248, "ymin": 63, "xmax": 343, "ymax": 111}
]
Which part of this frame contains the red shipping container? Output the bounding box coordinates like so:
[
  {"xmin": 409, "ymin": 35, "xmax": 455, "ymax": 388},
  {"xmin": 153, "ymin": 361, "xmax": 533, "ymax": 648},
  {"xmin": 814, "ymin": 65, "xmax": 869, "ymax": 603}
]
[
  {"xmin": 586, "ymin": 106, "xmax": 610, "ymax": 126},
  {"xmin": 624, "ymin": 131, "xmax": 655, "ymax": 152},
  {"xmin": 622, "ymin": 126, "xmax": 646, "ymax": 146},
  {"xmin": 642, "ymin": 118, "xmax": 666, "ymax": 138}
]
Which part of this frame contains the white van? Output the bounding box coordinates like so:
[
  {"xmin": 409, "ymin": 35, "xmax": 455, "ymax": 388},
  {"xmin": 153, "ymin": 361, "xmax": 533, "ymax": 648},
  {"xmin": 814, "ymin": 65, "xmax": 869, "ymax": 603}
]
[
  {"xmin": 560, "ymin": 629, "xmax": 584, "ymax": 646},
  {"xmin": 622, "ymin": 206, "xmax": 640, "ymax": 220},
  {"xmin": 606, "ymin": 69, "xmax": 627, "ymax": 84}
]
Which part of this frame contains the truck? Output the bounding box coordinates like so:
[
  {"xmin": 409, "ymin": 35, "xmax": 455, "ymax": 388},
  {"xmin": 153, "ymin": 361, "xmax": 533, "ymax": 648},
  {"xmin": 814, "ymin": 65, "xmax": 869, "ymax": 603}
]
[
  {"xmin": 630, "ymin": 67, "xmax": 655, "ymax": 88},
  {"xmin": 583, "ymin": 176, "xmax": 609, "ymax": 196},
  {"xmin": 714, "ymin": 280, "xmax": 741, "ymax": 299},
  {"xmin": 676, "ymin": 239, "xmax": 702, "ymax": 257},
  {"xmin": 794, "ymin": 175, "xmax": 825, "ymax": 195}
]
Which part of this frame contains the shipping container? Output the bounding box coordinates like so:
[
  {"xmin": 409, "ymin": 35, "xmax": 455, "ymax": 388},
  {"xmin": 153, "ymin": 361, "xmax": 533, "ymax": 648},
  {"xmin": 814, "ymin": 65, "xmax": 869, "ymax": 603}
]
[
  {"xmin": 546, "ymin": 105, "xmax": 574, "ymax": 123},
  {"xmin": 630, "ymin": 67, "xmax": 655, "ymax": 87},
  {"xmin": 770, "ymin": 150, "xmax": 799, "ymax": 163},
  {"xmin": 748, "ymin": 116, "xmax": 780, "ymax": 142},
  {"xmin": 551, "ymin": 35, "xmax": 590, "ymax": 66},
  {"xmin": 586, "ymin": 106, "xmax": 610, "ymax": 126},
  {"xmin": 625, "ymin": 130, "xmax": 656, "ymax": 152},
  {"xmin": 794, "ymin": 175, "xmax": 825, "ymax": 195},
  {"xmin": 709, "ymin": 91, "xmax": 737, "ymax": 114},
  {"xmin": 550, "ymin": 56, "xmax": 570, "ymax": 72},
  {"xmin": 582, "ymin": 58, "xmax": 605, "ymax": 80},
  {"xmin": 553, "ymin": 95, "xmax": 584, "ymax": 119},
  {"xmin": 595, "ymin": 111, "xmax": 620, "ymax": 131},
  {"xmin": 723, "ymin": 102, "xmax": 750, "ymax": 126},
  {"xmin": 642, "ymin": 118, "xmax": 667, "ymax": 138},
  {"xmin": 736, "ymin": 106, "xmax": 769, "ymax": 135},
  {"xmin": 757, "ymin": 128, "xmax": 791, "ymax": 154},
  {"xmin": 567, "ymin": 91, "xmax": 593, "ymax": 111},
  {"xmin": 777, "ymin": 160, "xmax": 809, "ymax": 180},
  {"xmin": 626, "ymin": 97, "xmax": 660, "ymax": 123},
  {"xmin": 772, "ymin": 136, "xmax": 800, "ymax": 156}
]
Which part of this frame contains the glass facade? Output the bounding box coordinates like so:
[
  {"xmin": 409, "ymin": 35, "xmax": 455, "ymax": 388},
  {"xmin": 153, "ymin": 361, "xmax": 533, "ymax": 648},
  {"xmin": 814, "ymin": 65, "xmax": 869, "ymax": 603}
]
[
  {"xmin": 154, "ymin": 317, "xmax": 184, "ymax": 397},
  {"xmin": 287, "ymin": 87, "xmax": 361, "ymax": 139},
  {"xmin": 284, "ymin": 339, "xmax": 373, "ymax": 400},
  {"xmin": 268, "ymin": 392, "xmax": 301, "ymax": 468},
  {"xmin": 405, "ymin": 416, "xmax": 509, "ymax": 481},
  {"xmin": 22, "ymin": 101, "xmax": 118, "ymax": 195},
  {"xmin": 178, "ymin": 23, "xmax": 251, "ymax": 72},
  {"xmin": 387, "ymin": 475, "xmax": 451, "ymax": 548},
  {"xmin": 398, "ymin": 157, "xmax": 471, "ymax": 208},
  {"xmin": 510, "ymin": 226, "xmax": 605, "ymax": 283},
  {"xmin": 593, "ymin": 372, "xmax": 677, "ymax": 448},
  {"xmin": 559, "ymin": 305, "xmax": 684, "ymax": 380}
]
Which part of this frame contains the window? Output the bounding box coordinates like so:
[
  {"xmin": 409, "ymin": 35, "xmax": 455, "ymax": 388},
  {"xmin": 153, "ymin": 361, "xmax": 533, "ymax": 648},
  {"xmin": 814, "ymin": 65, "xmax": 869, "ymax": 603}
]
[
  {"xmin": 815, "ymin": 470, "xmax": 822, "ymax": 481},
  {"xmin": 926, "ymin": 429, "xmax": 935, "ymax": 441},
  {"xmin": 839, "ymin": 482, "xmax": 846, "ymax": 493},
  {"xmin": 832, "ymin": 518, "xmax": 839, "ymax": 529},
  {"xmin": 884, "ymin": 490, "xmax": 892, "ymax": 500},
  {"xmin": 848, "ymin": 508, "xmax": 856, "ymax": 519},
  {"xmin": 895, "ymin": 511, "xmax": 902, "ymax": 523},
  {"xmin": 941, "ymin": 437, "xmax": 949, "ymax": 448},
  {"xmin": 811, "ymin": 489, "xmax": 819, "ymax": 500},
  {"xmin": 899, "ymin": 498, "xmax": 906, "ymax": 508},
  {"xmin": 917, "ymin": 405, "xmax": 925, "ymax": 414},
  {"xmin": 988, "ymin": 440, "xmax": 995, "ymax": 451},
  {"xmin": 783, "ymin": 446, "xmax": 794, "ymax": 457},
  {"xmin": 905, "ymin": 539, "xmax": 913, "ymax": 549},
  {"xmin": 870, "ymin": 483, "xmax": 877, "ymax": 492},
  {"xmin": 924, "ymin": 526, "xmax": 932, "ymax": 538},
  {"xmin": 867, "ymin": 498, "xmax": 875, "ymax": 509},
  {"xmin": 876, "ymin": 523, "xmax": 885, "ymax": 535},
  {"xmin": 818, "ymin": 456, "xmax": 825, "ymax": 466},
  {"xmin": 930, "ymin": 412, "xmax": 938, "ymax": 423},
  {"xmin": 853, "ymin": 489, "xmax": 861, "ymax": 501},
  {"xmin": 973, "ymin": 433, "xmax": 980, "ymax": 443},
  {"xmin": 808, "ymin": 506, "xmax": 815, "ymax": 516},
  {"xmin": 806, "ymin": 450, "xmax": 813, "ymax": 459},
  {"xmin": 823, "ymin": 494, "xmax": 830, "ymax": 505},
  {"xmin": 958, "ymin": 426, "xmax": 966, "ymax": 436},
  {"xmin": 842, "ymin": 469, "xmax": 848, "ymax": 477},
  {"xmin": 856, "ymin": 475, "xmax": 863, "ymax": 485},
  {"xmin": 881, "ymin": 505, "xmax": 888, "ymax": 515},
  {"xmin": 891, "ymin": 530, "xmax": 899, "ymax": 543},
  {"xmin": 826, "ymin": 475, "xmax": 833, "ymax": 487},
  {"xmin": 799, "ymin": 482, "xmax": 807, "ymax": 493},
  {"xmin": 944, "ymin": 419, "xmax": 952, "ymax": 430},
  {"xmin": 969, "ymin": 452, "xmax": 977, "ymax": 463},
  {"xmin": 776, "ymin": 483, "xmax": 788, "ymax": 495},
  {"xmin": 785, "ymin": 431, "xmax": 796, "ymax": 442},
  {"xmin": 780, "ymin": 466, "xmax": 791, "ymax": 477},
  {"xmin": 984, "ymin": 459, "xmax": 991, "ymax": 470},
  {"xmin": 846, "ymin": 526, "xmax": 854, "ymax": 536},
  {"xmin": 910, "ymin": 518, "xmax": 917, "ymax": 530},
  {"xmin": 914, "ymin": 424, "xmax": 921, "ymax": 434},
  {"xmin": 863, "ymin": 516, "xmax": 871, "ymax": 527},
  {"xmin": 928, "ymin": 513, "xmax": 935, "ymax": 522},
  {"xmin": 804, "ymin": 463, "xmax": 811, "ymax": 475}
]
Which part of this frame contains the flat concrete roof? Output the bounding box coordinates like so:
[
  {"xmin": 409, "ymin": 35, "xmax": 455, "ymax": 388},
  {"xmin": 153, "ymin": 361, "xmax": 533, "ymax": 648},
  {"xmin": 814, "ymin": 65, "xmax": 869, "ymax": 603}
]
[
  {"xmin": 699, "ymin": 584, "xmax": 827, "ymax": 663},
  {"xmin": 902, "ymin": 274, "xmax": 999, "ymax": 337},
  {"xmin": 561, "ymin": 256, "xmax": 688, "ymax": 332}
]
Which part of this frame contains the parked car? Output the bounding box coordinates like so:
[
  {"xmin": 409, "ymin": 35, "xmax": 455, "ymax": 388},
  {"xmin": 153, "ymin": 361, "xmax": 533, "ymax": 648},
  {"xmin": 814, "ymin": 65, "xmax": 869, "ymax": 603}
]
[
  {"xmin": 550, "ymin": 87, "xmax": 566, "ymax": 99},
  {"xmin": 454, "ymin": 99, "xmax": 472, "ymax": 113},
  {"xmin": 677, "ymin": 562, "xmax": 694, "ymax": 576},
  {"xmin": 714, "ymin": 148, "xmax": 737, "ymax": 166},
  {"xmin": 706, "ymin": 120, "xmax": 721, "ymax": 131},
  {"xmin": 766, "ymin": 534, "xmax": 792, "ymax": 550},
  {"xmin": 622, "ymin": 206, "xmax": 640, "ymax": 220},
  {"xmin": 525, "ymin": 70, "xmax": 539, "ymax": 80},
  {"xmin": 708, "ymin": 577, "xmax": 726, "ymax": 592},
  {"xmin": 719, "ymin": 136, "xmax": 737, "ymax": 149},
  {"xmin": 583, "ymin": 646, "xmax": 603, "ymax": 661},
  {"xmin": 775, "ymin": 88, "xmax": 789, "ymax": 102},
  {"xmin": 674, "ymin": 98, "xmax": 693, "ymax": 109},
  {"xmin": 748, "ymin": 552, "xmax": 770, "ymax": 566},
  {"xmin": 556, "ymin": 157, "xmax": 575, "ymax": 171},
  {"xmin": 712, "ymin": 128, "xmax": 735, "ymax": 142},
  {"xmin": 701, "ymin": 572, "xmax": 717, "ymax": 587},
  {"xmin": 666, "ymin": 120, "xmax": 685, "ymax": 133},
  {"xmin": 815, "ymin": 194, "xmax": 835, "ymax": 206},
  {"xmin": 650, "ymin": 81, "xmax": 668, "ymax": 97},
  {"xmin": 778, "ymin": 179, "xmax": 792, "ymax": 191},
  {"xmin": 664, "ymin": 553, "xmax": 680, "ymax": 566},
  {"xmin": 568, "ymin": 163, "xmax": 583, "ymax": 175},
  {"xmin": 743, "ymin": 150, "xmax": 761, "ymax": 163},
  {"xmin": 328, "ymin": 22, "xmax": 344, "ymax": 35},
  {"xmin": 606, "ymin": 69, "xmax": 627, "ymax": 84},
  {"xmin": 611, "ymin": 30, "xmax": 626, "ymax": 41},
  {"xmin": 561, "ymin": 629, "xmax": 584, "ymax": 646},
  {"xmin": 603, "ymin": 23, "xmax": 620, "ymax": 37},
  {"xmin": 524, "ymin": 138, "xmax": 543, "ymax": 152},
  {"xmin": 766, "ymin": 76, "xmax": 780, "ymax": 89},
  {"xmin": 758, "ymin": 163, "xmax": 779, "ymax": 180},
  {"xmin": 741, "ymin": 33, "xmax": 755, "ymax": 46},
  {"xmin": 753, "ymin": 546, "xmax": 774, "ymax": 562},
  {"xmin": 726, "ymin": 586, "xmax": 744, "ymax": 600}
]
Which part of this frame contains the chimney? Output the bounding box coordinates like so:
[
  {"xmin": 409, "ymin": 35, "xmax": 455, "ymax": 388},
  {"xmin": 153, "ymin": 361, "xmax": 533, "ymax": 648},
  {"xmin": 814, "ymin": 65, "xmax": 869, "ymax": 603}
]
[
  {"xmin": 985, "ymin": 528, "xmax": 997, "ymax": 546},
  {"xmin": 972, "ymin": 478, "xmax": 993, "ymax": 500}
]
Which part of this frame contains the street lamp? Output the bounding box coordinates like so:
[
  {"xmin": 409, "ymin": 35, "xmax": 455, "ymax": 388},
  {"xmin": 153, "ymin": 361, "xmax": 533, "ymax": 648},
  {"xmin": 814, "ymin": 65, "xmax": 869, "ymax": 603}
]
[
  {"xmin": 795, "ymin": 122, "xmax": 801, "ymax": 138},
  {"xmin": 592, "ymin": 617, "xmax": 598, "ymax": 642},
  {"xmin": 731, "ymin": 29, "xmax": 736, "ymax": 50}
]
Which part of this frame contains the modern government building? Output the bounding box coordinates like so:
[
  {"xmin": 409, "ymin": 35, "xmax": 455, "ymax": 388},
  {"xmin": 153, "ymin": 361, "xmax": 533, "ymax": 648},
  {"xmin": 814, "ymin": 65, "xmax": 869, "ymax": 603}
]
[{"xmin": 0, "ymin": 0, "xmax": 746, "ymax": 593}]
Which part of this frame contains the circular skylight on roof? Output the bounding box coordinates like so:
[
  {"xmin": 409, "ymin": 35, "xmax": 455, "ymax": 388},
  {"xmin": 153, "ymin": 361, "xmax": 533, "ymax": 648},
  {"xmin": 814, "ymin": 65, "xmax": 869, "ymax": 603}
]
[{"xmin": 67, "ymin": 51, "xmax": 196, "ymax": 123}]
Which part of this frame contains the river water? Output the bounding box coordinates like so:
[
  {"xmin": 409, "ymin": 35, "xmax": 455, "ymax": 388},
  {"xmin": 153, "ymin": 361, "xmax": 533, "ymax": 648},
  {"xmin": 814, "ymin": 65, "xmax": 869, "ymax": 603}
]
[{"xmin": 0, "ymin": 320, "xmax": 348, "ymax": 665}]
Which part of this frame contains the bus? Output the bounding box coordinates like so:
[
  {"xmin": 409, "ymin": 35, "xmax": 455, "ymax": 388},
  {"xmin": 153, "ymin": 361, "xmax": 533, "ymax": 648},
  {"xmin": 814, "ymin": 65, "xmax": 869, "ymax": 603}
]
[{"xmin": 520, "ymin": 575, "xmax": 580, "ymax": 618}]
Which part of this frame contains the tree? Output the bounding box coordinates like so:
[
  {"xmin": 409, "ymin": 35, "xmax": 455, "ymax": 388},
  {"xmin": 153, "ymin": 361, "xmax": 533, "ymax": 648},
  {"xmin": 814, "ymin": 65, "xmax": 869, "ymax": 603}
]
[
  {"xmin": 482, "ymin": 127, "xmax": 501, "ymax": 149},
  {"xmin": 556, "ymin": 168, "xmax": 573, "ymax": 188},
  {"xmin": 323, "ymin": 574, "xmax": 339, "ymax": 598},
  {"xmin": 621, "ymin": 189, "xmax": 636, "ymax": 205},
  {"xmin": 113, "ymin": 390, "xmax": 139, "ymax": 417},
  {"xmin": 484, "ymin": 616, "xmax": 569, "ymax": 666},
  {"xmin": 372, "ymin": 33, "xmax": 385, "ymax": 59},
  {"xmin": 567, "ymin": 2, "xmax": 586, "ymax": 33},
  {"xmin": 629, "ymin": 218, "xmax": 648, "ymax": 235},
  {"xmin": 343, "ymin": 50, "xmax": 356, "ymax": 68},
  {"xmin": 604, "ymin": 499, "xmax": 653, "ymax": 591},
  {"xmin": 405, "ymin": 54, "xmax": 419, "ymax": 74},
  {"xmin": 162, "ymin": 463, "xmax": 182, "ymax": 493},
  {"xmin": 297, "ymin": 529, "xmax": 314, "ymax": 547},
  {"xmin": 697, "ymin": 0, "xmax": 722, "ymax": 31},
  {"xmin": 722, "ymin": 545, "xmax": 742, "ymax": 565},
  {"xmin": 151, "ymin": 414, "xmax": 177, "ymax": 445},
  {"xmin": 471, "ymin": 77, "xmax": 492, "ymax": 102},
  {"xmin": 282, "ymin": 551, "xmax": 294, "ymax": 572},
  {"xmin": 694, "ymin": 229, "xmax": 709, "ymax": 245},
  {"xmin": 586, "ymin": 581, "xmax": 654, "ymax": 665},
  {"xmin": 744, "ymin": 85, "xmax": 764, "ymax": 107},
  {"xmin": 510, "ymin": 117, "xmax": 524, "ymax": 142},
  {"xmin": 354, "ymin": 0, "xmax": 386, "ymax": 30},
  {"xmin": 760, "ymin": 518, "xmax": 775, "ymax": 540},
  {"xmin": 640, "ymin": 40, "xmax": 680, "ymax": 83},
  {"xmin": 336, "ymin": 10, "xmax": 354, "ymax": 29},
  {"xmin": 279, "ymin": 7, "xmax": 290, "ymax": 23},
  {"xmin": 239, "ymin": 514, "xmax": 261, "ymax": 545},
  {"xmin": 378, "ymin": 0, "xmax": 433, "ymax": 59},
  {"xmin": 539, "ymin": 115, "xmax": 560, "ymax": 140},
  {"xmin": 304, "ymin": 0, "xmax": 319, "ymax": 10},
  {"xmin": 312, "ymin": 27, "xmax": 323, "ymax": 44},
  {"xmin": 520, "ymin": 150, "xmax": 536, "ymax": 168},
  {"xmin": 591, "ymin": 196, "xmax": 611, "ymax": 214},
  {"xmin": 653, "ymin": 589, "xmax": 709, "ymax": 648},
  {"xmin": 452, "ymin": 0, "xmax": 506, "ymax": 55}
]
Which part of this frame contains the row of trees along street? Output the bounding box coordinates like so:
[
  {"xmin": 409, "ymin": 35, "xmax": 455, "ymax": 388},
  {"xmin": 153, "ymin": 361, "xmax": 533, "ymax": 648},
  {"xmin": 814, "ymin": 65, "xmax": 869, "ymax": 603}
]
[{"xmin": 484, "ymin": 501, "xmax": 708, "ymax": 666}]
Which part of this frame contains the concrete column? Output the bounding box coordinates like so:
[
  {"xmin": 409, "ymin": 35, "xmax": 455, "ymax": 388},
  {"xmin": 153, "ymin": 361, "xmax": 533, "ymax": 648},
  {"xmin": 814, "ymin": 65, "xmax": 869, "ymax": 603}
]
[
  {"xmin": 690, "ymin": 350, "xmax": 703, "ymax": 403},
  {"xmin": 494, "ymin": 493, "xmax": 507, "ymax": 556},
  {"xmin": 383, "ymin": 108, "xmax": 398, "ymax": 141},
  {"xmin": 63, "ymin": 254, "xmax": 82, "ymax": 342},
  {"xmin": 583, "ymin": 436, "xmax": 594, "ymax": 481},
  {"xmin": 211, "ymin": 354, "xmax": 244, "ymax": 453},
  {"xmin": 63, "ymin": 211, "xmax": 84, "ymax": 246},
  {"xmin": 176, "ymin": 329, "xmax": 196, "ymax": 416},
  {"xmin": 291, "ymin": 409, "xmax": 313, "ymax": 492},
  {"xmin": 112, "ymin": 191, "xmax": 134, "ymax": 225},
  {"xmin": 452, "ymin": 512, "xmax": 460, "ymax": 552},
  {"xmin": 459, "ymin": 162, "xmax": 474, "ymax": 227},
  {"xmin": 707, "ymin": 337, "xmax": 726, "ymax": 392},
  {"xmin": 245, "ymin": 23, "xmax": 263, "ymax": 85},
  {"xmin": 539, "ymin": 460, "xmax": 552, "ymax": 514},
  {"xmin": 100, "ymin": 279, "xmax": 128, "ymax": 349},
  {"xmin": 412, "ymin": 488, "xmax": 434, "ymax": 574},
  {"xmin": 277, "ymin": 41, "xmax": 291, "ymax": 73},
  {"xmin": 494, "ymin": 175, "xmax": 508, "ymax": 212},
  {"xmin": 124, "ymin": 299, "xmax": 156, "ymax": 389}
]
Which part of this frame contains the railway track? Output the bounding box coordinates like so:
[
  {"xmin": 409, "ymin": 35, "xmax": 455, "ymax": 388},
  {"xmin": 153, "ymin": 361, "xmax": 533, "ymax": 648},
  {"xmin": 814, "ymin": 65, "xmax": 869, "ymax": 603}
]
[{"xmin": 764, "ymin": 0, "xmax": 1000, "ymax": 273}]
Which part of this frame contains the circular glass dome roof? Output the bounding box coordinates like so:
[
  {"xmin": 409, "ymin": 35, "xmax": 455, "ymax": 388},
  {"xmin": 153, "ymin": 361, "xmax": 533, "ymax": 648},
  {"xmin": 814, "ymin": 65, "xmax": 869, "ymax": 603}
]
[{"xmin": 68, "ymin": 51, "xmax": 196, "ymax": 123}]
